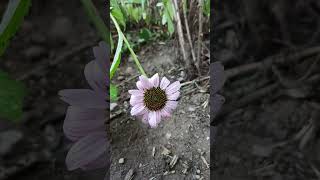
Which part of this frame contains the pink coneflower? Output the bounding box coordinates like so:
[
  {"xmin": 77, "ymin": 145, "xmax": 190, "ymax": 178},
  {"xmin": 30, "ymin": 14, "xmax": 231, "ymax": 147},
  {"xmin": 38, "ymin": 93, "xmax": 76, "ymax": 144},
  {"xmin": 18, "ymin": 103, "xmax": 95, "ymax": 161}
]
[
  {"xmin": 129, "ymin": 73, "xmax": 181, "ymax": 128},
  {"xmin": 59, "ymin": 42, "xmax": 109, "ymax": 173}
]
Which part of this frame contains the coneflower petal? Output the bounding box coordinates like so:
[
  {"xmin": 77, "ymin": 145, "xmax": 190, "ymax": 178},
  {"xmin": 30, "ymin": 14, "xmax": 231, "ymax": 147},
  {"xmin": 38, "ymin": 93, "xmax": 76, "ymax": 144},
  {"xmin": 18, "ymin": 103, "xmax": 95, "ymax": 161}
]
[
  {"xmin": 131, "ymin": 103, "xmax": 146, "ymax": 116},
  {"xmin": 149, "ymin": 73, "xmax": 160, "ymax": 87},
  {"xmin": 65, "ymin": 132, "xmax": 107, "ymax": 171},
  {"xmin": 84, "ymin": 61, "xmax": 106, "ymax": 94},
  {"xmin": 59, "ymin": 89, "xmax": 107, "ymax": 109},
  {"xmin": 165, "ymin": 101, "xmax": 178, "ymax": 111},
  {"xmin": 136, "ymin": 81, "xmax": 144, "ymax": 91},
  {"xmin": 166, "ymin": 81, "xmax": 181, "ymax": 94},
  {"xmin": 139, "ymin": 75, "xmax": 153, "ymax": 89},
  {"xmin": 128, "ymin": 90, "xmax": 144, "ymax": 96},
  {"xmin": 148, "ymin": 111, "xmax": 159, "ymax": 128},
  {"xmin": 160, "ymin": 76, "xmax": 170, "ymax": 90},
  {"xmin": 130, "ymin": 96, "xmax": 144, "ymax": 106},
  {"xmin": 63, "ymin": 106, "xmax": 105, "ymax": 141},
  {"xmin": 167, "ymin": 91, "xmax": 180, "ymax": 100},
  {"xmin": 211, "ymin": 62, "xmax": 226, "ymax": 94}
]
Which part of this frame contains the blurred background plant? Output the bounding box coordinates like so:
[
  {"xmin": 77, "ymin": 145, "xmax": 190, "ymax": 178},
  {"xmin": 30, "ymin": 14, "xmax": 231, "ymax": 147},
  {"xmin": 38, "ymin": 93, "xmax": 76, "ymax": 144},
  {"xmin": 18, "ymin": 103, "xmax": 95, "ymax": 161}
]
[{"xmin": 0, "ymin": 0, "xmax": 31, "ymax": 122}]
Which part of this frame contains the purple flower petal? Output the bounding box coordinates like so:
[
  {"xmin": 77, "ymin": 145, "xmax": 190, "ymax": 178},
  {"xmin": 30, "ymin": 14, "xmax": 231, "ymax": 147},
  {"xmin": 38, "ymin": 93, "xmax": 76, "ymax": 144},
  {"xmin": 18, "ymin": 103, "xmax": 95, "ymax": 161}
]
[
  {"xmin": 63, "ymin": 106, "xmax": 105, "ymax": 141},
  {"xmin": 211, "ymin": 126, "xmax": 218, "ymax": 143},
  {"xmin": 84, "ymin": 61, "xmax": 107, "ymax": 94},
  {"xmin": 130, "ymin": 96, "xmax": 144, "ymax": 106},
  {"xmin": 139, "ymin": 76, "xmax": 153, "ymax": 89},
  {"xmin": 211, "ymin": 62, "xmax": 226, "ymax": 94},
  {"xmin": 148, "ymin": 111, "xmax": 159, "ymax": 128},
  {"xmin": 149, "ymin": 73, "xmax": 159, "ymax": 87},
  {"xmin": 128, "ymin": 90, "xmax": 144, "ymax": 97},
  {"xmin": 131, "ymin": 103, "xmax": 146, "ymax": 116},
  {"xmin": 160, "ymin": 77, "xmax": 170, "ymax": 90},
  {"xmin": 81, "ymin": 146, "xmax": 110, "ymax": 170},
  {"xmin": 93, "ymin": 41, "xmax": 109, "ymax": 74},
  {"xmin": 136, "ymin": 81, "xmax": 145, "ymax": 91},
  {"xmin": 210, "ymin": 94, "xmax": 225, "ymax": 120},
  {"xmin": 167, "ymin": 91, "xmax": 180, "ymax": 100},
  {"xmin": 138, "ymin": 112, "xmax": 149, "ymax": 124},
  {"xmin": 65, "ymin": 132, "xmax": 107, "ymax": 171},
  {"xmin": 59, "ymin": 89, "xmax": 107, "ymax": 109},
  {"xmin": 165, "ymin": 101, "xmax": 178, "ymax": 111},
  {"xmin": 160, "ymin": 108, "xmax": 171, "ymax": 118},
  {"xmin": 166, "ymin": 81, "xmax": 181, "ymax": 94}
]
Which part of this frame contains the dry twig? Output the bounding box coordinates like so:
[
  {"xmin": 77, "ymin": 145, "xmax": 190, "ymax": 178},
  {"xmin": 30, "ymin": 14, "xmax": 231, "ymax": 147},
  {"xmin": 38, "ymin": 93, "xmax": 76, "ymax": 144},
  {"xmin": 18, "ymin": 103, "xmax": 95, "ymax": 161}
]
[
  {"xmin": 172, "ymin": 0, "xmax": 189, "ymax": 69},
  {"xmin": 196, "ymin": 0, "xmax": 204, "ymax": 73},
  {"xmin": 182, "ymin": 0, "xmax": 200, "ymax": 74}
]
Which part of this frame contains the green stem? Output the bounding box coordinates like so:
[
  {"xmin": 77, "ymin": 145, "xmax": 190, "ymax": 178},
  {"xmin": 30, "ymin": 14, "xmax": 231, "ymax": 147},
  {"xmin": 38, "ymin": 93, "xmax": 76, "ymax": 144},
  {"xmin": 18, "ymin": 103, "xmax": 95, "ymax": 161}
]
[
  {"xmin": 81, "ymin": 0, "xmax": 110, "ymax": 45},
  {"xmin": 110, "ymin": 14, "xmax": 147, "ymax": 77}
]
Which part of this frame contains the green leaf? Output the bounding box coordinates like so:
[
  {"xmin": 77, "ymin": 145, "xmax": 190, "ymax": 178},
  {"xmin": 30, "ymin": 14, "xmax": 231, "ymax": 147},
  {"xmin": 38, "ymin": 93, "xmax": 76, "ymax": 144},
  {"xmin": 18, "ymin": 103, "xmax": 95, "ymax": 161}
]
[
  {"xmin": 0, "ymin": 0, "xmax": 32, "ymax": 57},
  {"xmin": 139, "ymin": 28, "xmax": 152, "ymax": 41},
  {"xmin": 165, "ymin": 10, "xmax": 174, "ymax": 35},
  {"xmin": 132, "ymin": 8, "xmax": 141, "ymax": 23},
  {"xmin": 110, "ymin": 15, "xmax": 124, "ymax": 79},
  {"xmin": 162, "ymin": 0, "xmax": 175, "ymax": 35},
  {"xmin": 110, "ymin": 84, "xmax": 118, "ymax": 102},
  {"xmin": 81, "ymin": 0, "xmax": 110, "ymax": 46},
  {"xmin": 0, "ymin": 70, "xmax": 25, "ymax": 121},
  {"xmin": 204, "ymin": 0, "xmax": 210, "ymax": 16},
  {"xmin": 111, "ymin": 0, "xmax": 126, "ymax": 28}
]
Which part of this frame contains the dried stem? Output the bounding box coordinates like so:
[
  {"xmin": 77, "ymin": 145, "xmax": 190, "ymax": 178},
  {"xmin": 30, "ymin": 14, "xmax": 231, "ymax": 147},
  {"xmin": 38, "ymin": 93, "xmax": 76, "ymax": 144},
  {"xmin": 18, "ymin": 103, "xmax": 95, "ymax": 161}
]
[
  {"xmin": 172, "ymin": 0, "xmax": 189, "ymax": 69},
  {"xmin": 196, "ymin": 0, "xmax": 203, "ymax": 74},
  {"xmin": 183, "ymin": 0, "xmax": 200, "ymax": 75}
]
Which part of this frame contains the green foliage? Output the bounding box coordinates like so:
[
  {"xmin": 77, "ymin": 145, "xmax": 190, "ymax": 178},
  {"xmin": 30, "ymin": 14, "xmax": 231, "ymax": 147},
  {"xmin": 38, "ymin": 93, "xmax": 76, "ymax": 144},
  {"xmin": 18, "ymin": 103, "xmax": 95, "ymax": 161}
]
[
  {"xmin": 139, "ymin": 28, "xmax": 152, "ymax": 42},
  {"xmin": 203, "ymin": 0, "xmax": 210, "ymax": 16},
  {"xmin": 111, "ymin": 0, "xmax": 175, "ymax": 36},
  {"xmin": 110, "ymin": 84, "xmax": 118, "ymax": 102},
  {"xmin": 81, "ymin": 0, "xmax": 110, "ymax": 45},
  {"xmin": 161, "ymin": 0, "xmax": 175, "ymax": 35},
  {"xmin": 0, "ymin": 70, "xmax": 25, "ymax": 121},
  {"xmin": 110, "ymin": 14, "xmax": 124, "ymax": 80},
  {"xmin": 111, "ymin": 0, "xmax": 126, "ymax": 28},
  {"xmin": 0, "ymin": 0, "xmax": 31, "ymax": 57}
]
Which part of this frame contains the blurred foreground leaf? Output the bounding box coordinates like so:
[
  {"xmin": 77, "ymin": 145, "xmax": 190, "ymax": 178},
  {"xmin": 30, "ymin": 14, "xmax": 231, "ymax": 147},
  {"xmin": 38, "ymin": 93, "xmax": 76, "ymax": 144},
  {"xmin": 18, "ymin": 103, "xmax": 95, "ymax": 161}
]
[
  {"xmin": 110, "ymin": 84, "xmax": 118, "ymax": 102},
  {"xmin": 0, "ymin": 70, "xmax": 25, "ymax": 121},
  {"xmin": 0, "ymin": 0, "xmax": 31, "ymax": 56}
]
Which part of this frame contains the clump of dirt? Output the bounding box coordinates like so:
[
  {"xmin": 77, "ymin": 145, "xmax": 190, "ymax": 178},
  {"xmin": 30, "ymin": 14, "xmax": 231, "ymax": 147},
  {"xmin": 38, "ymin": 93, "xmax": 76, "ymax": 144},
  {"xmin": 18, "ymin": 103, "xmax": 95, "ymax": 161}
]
[{"xmin": 110, "ymin": 43, "xmax": 210, "ymax": 179}]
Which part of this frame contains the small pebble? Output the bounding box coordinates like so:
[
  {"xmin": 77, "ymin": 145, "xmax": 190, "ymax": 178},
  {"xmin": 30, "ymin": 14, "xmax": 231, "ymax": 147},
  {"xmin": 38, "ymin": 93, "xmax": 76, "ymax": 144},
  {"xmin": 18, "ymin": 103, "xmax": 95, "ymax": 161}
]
[
  {"xmin": 188, "ymin": 106, "xmax": 196, "ymax": 112},
  {"xmin": 117, "ymin": 76, "xmax": 125, "ymax": 81},
  {"xmin": 165, "ymin": 133, "xmax": 171, "ymax": 139},
  {"xmin": 125, "ymin": 67, "xmax": 134, "ymax": 74},
  {"xmin": 161, "ymin": 146, "xmax": 171, "ymax": 156},
  {"xmin": 152, "ymin": 147, "xmax": 156, "ymax": 157},
  {"xmin": 110, "ymin": 103, "xmax": 117, "ymax": 111},
  {"xmin": 118, "ymin": 158, "xmax": 125, "ymax": 164},
  {"xmin": 24, "ymin": 46, "xmax": 47, "ymax": 60}
]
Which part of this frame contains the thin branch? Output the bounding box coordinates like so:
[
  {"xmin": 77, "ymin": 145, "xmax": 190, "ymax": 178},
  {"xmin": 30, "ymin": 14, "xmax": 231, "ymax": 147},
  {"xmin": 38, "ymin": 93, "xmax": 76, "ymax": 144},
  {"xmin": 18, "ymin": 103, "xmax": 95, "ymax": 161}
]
[
  {"xmin": 172, "ymin": 0, "xmax": 189, "ymax": 69},
  {"xmin": 182, "ymin": 0, "xmax": 200, "ymax": 75},
  {"xmin": 196, "ymin": 0, "xmax": 203, "ymax": 74}
]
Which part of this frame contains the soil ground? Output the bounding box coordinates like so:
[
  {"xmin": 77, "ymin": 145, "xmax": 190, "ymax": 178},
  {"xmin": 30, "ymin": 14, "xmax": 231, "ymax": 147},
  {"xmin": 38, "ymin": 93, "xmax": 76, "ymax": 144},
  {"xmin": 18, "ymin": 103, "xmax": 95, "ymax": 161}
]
[
  {"xmin": 110, "ymin": 43, "xmax": 210, "ymax": 180},
  {"xmin": 212, "ymin": 0, "xmax": 320, "ymax": 180}
]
